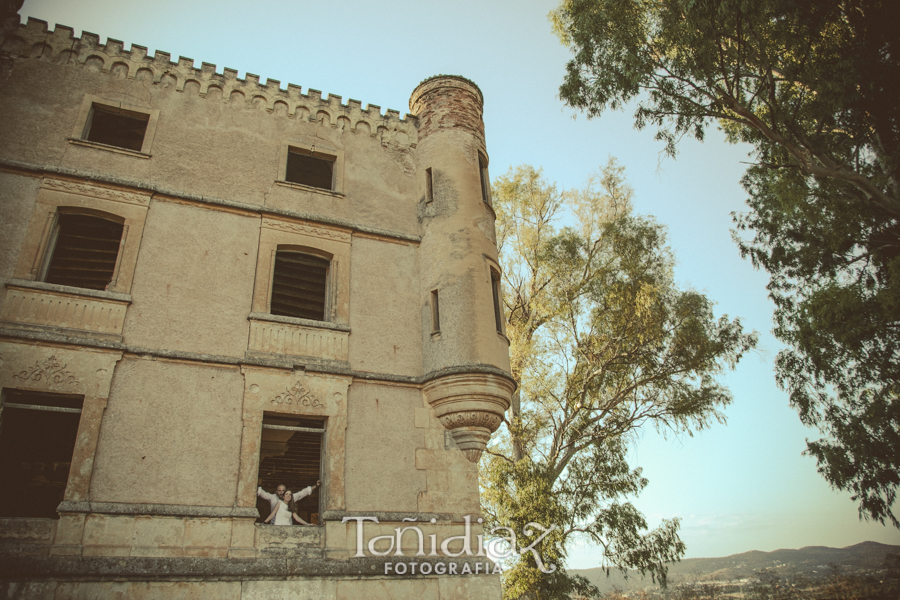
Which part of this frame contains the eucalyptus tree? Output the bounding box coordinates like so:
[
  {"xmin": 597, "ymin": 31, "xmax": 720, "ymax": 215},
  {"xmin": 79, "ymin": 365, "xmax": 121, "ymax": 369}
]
[{"xmin": 481, "ymin": 162, "xmax": 756, "ymax": 599}]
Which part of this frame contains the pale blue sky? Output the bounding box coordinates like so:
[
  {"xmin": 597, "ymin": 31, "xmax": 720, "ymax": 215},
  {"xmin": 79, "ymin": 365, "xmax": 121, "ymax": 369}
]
[{"xmin": 18, "ymin": 0, "xmax": 899, "ymax": 565}]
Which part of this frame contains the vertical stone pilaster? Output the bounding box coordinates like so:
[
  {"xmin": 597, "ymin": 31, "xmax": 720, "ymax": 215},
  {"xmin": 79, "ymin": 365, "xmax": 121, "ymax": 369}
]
[
  {"xmin": 65, "ymin": 395, "xmax": 107, "ymax": 502},
  {"xmin": 235, "ymin": 411, "xmax": 263, "ymax": 508}
]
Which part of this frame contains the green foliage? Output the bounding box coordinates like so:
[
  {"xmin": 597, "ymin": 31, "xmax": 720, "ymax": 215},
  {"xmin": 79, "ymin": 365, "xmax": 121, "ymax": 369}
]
[
  {"xmin": 737, "ymin": 161, "xmax": 900, "ymax": 527},
  {"xmin": 552, "ymin": 0, "xmax": 900, "ymax": 527},
  {"xmin": 482, "ymin": 163, "xmax": 756, "ymax": 599}
]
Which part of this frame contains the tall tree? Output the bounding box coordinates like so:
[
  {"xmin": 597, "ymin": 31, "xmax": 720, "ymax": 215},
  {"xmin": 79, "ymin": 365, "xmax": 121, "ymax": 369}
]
[
  {"xmin": 551, "ymin": 0, "xmax": 900, "ymax": 527},
  {"xmin": 481, "ymin": 162, "xmax": 756, "ymax": 599}
]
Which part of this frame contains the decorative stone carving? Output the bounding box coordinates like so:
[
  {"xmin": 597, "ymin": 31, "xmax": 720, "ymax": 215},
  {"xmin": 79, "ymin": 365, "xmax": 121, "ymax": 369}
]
[
  {"xmin": 1, "ymin": 286, "xmax": 129, "ymax": 336},
  {"xmin": 43, "ymin": 178, "xmax": 151, "ymax": 205},
  {"xmin": 271, "ymin": 380, "xmax": 324, "ymax": 409},
  {"xmin": 248, "ymin": 317, "xmax": 349, "ymax": 361},
  {"xmin": 423, "ymin": 372, "xmax": 515, "ymax": 462},
  {"xmin": 261, "ymin": 218, "xmax": 351, "ymax": 243},
  {"xmin": 14, "ymin": 355, "xmax": 80, "ymax": 386}
]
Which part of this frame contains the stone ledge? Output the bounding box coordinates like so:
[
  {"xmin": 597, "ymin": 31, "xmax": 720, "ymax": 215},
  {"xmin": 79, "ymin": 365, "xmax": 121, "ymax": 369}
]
[
  {"xmin": 274, "ymin": 180, "xmax": 345, "ymax": 198},
  {"xmin": 0, "ymin": 328, "xmax": 508, "ymax": 388},
  {"xmin": 422, "ymin": 364, "xmax": 516, "ymax": 389},
  {"xmin": 57, "ymin": 501, "xmax": 259, "ymax": 519},
  {"xmin": 248, "ymin": 312, "xmax": 350, "ymax": 332},
  {"xmin": 66, "ymin": 138, "xmax": 151, "ymax": 159},
  {"xmin": 321, "ymin": 510, "xmax": 470, "ymax": 524},
  {"xmin": 6, "ymin": 279, "xmax": 132, "ymax": 303},
  {"xmin": 0, "ymin": 555, "xmax": 499, "ymax": 580}
]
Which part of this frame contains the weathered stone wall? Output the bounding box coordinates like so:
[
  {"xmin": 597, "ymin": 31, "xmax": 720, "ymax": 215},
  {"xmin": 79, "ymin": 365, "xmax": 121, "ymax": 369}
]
[
  {"xmin": 0, "ymin": 16, "xmax": 512, "ymax": 599},
  {"xmin": 0, "ymin": 17, "xmax": 420, "ymax": 237}
]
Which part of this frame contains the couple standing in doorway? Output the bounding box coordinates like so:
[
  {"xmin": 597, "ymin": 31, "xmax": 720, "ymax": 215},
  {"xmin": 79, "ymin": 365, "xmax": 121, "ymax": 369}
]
[{"xmin": 257, "ymin": 480, "xmax": 320, "ymax": 526}]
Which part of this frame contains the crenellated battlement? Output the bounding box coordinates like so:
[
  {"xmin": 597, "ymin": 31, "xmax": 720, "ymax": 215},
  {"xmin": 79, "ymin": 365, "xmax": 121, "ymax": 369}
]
[{"xmin": 0, "ymin": 16, "xmax": 418, "ymax": 144}]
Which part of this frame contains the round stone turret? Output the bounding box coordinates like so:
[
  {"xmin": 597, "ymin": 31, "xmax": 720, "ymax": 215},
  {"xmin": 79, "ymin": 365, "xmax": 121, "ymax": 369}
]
[
  {"xmin": 409, "ymin": 75, "xmax": 486, "ymax": 146},
  {"xmin": 410, "ymin": 75, "xmax": 514, "ymax": 462}
]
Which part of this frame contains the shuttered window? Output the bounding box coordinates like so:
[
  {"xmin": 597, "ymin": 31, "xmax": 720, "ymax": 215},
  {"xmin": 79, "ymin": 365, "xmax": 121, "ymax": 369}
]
[
  {"xmin": 44, "ymin": 213, "xmax": 124, "ymax": 291},
  {"xmin": 271, "ymin": 250, "xmax": 329, "ymax": 321}
]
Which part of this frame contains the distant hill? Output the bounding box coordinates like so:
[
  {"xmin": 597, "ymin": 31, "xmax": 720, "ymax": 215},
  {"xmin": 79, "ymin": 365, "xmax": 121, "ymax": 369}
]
[{"xmin": 569, "ymin": 541, "xmax": 900, "ymax": 593}]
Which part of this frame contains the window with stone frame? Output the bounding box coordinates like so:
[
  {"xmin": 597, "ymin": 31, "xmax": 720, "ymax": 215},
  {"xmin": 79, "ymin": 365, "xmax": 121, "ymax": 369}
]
[
  {"xmin": 270, "ymin": 249, "xmax": 330, "ymax": 321},
  {"xmin": 256, "ymin": 413, "xmax": 324, "ymax": 525},
  {"xmin": 83, "ymin": 103, "xmax": 150, "ymax": 152},
  {"xmin": 285, "ymin": 148, "xmax": 335, "ymax": 191},
  {"xmin": 41, "ymin": 211, "xmax": 125, "ymax": 291},
  {"xmin": 0, "ymin": 389, "xmax": 83, "ymax": 519}
]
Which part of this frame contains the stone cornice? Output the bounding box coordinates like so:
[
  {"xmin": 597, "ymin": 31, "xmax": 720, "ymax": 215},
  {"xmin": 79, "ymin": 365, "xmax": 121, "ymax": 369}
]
[
  {"xmin": 0, "ymin": 328, "xmax": 512, "ymax": 388},
  {"xmin": 0, "ymin": 159, "xmax": 422, "ymax": 244}
]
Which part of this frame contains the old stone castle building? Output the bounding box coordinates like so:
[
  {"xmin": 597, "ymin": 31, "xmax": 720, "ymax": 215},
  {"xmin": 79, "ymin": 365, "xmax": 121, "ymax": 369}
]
[{"xmin": 0, "ymin": 15, "xmax": 514, "ymax": 598}]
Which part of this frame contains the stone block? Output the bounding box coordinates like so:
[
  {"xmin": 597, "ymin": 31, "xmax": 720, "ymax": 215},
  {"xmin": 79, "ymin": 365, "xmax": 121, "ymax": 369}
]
[
  {"xmin": 183, "ymin": 518, "xmax": 231, "ymax": 557},
  {"xmin": 55, "ymin": 581, "xmax": 241, "ymax": 599},
  {"xmin": 131, "ymin": 516, "xmax": 184, "ymax": 557},
  {"xmin": 426, "ymin": 470, "xmax": 451, "ymax": 492},
  {"xmin": 414, "ymin": 406, "xmax": 431, "ymax": 429},
  {"xmin": 438, "ymin": 575, "xmax": 502, "ymax": 600},
  {"xmin": 82, "ymin": 514, "xmax": 135, "ymax": 556},
  {"xmin": 88, "ymin": 359, "xmax": 243, "ymax": 508},
  {"xmin": 242, "ymin": 579, "xmax": 336, "ymax": 600},
  {"xmin": 423, "ymin": 429, "xmax": 446, "ymax": 450},
  {"xmin": 0, "ymin": 518, "xmax": 54, "ymax": 541},
  {"xmin": 0, "ymin": 581, "xmax": 57, "ymax": 600},
  {"xmin": 50, "ymin": 513, "xmax": 84, "ymax": 556},
  {"xmin": 416, "ymin": 448, "xmax": 453, "ymax": 471},
  {"xmin": 324, "ymin": 520, "xmax": 347, "ymax": 549},
  {"xmin": 256, "ymin": 523, "xmax": 321, "ymax": 552},
  {"xmin": 335, "ymin": 578, "xmax": 440, "ymax": 600},
  {"xmin": 417, "ymin": 491, "xmax": 480, "ymax": 515},
  {"xmin": 230, "ymin": 519, "xmax": 256, "ymax": 550}
]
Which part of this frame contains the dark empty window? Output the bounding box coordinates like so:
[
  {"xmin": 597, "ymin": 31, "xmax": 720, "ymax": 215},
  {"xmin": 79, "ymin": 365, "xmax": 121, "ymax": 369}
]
[
  {"xmin": 0, "ymin": 390, "xmax": 83, "ymax": 519},
  {"xmin": 426, "ymin": 167, "xmax": 434, "ymax": 203},
  {"xmin": 286, "ymin": 150, "xmax": 334, "ymax": 190},
  {"xmin": 491, "ymin": 269, "xmax": 503, "ymax": 333},
  {"xmin": 271, "ymin": 250, "xmax": 329, "ymax": 321},
  {"xmin": 256, "ymin": 413, "xmax": 324, "ymax": 525},
  {"xmin": 43, "ymin": 212, "xmax": 124, "ymax": 291},
  {"xmin": 85, "ymin": 104, "xmax": 149, "ymax": 152},
  {"xmin": 479, "ymin": 154, "xmax": 491, "ymax": 205},
  {"xmin": 431, "ymin": 289, "xmax": 440, "ymax": 333}
]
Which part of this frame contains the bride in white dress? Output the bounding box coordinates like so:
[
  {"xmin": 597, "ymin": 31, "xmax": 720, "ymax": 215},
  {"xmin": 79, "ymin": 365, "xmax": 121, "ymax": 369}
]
[{"xmin": 262, "ymin": 481, "xmax": 320, "ymax": 526}]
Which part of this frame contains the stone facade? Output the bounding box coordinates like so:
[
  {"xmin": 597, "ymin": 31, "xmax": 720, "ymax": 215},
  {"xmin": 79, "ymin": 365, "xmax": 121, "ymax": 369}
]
[{"xmin": 0, "ymin": 15, "xmax": 513, "ymax": 599}]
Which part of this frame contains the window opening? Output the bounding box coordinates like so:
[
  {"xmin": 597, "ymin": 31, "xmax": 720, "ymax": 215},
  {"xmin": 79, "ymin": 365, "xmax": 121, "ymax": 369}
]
[
  {"xmin": 491, "ymin": 269, "xmax": 503, "ymax": 333},
  {"xmin": 479, "ymin": 153, "xmax": 491, "ymax": 205},
  {"xmin": 271, "ymin": 250, "xmax": 329, "ymax": 321},
  {"xmin": 43, "ymin": 212, "xmax": 124, "ymax": 291},
  {"xmin": 286, "ymin": 149, "xmax": 334, "ymax": 190},
  {"xmin": 431, "ymin": 289, "xmax": 440, "ymax": 333},
  {"xmin": 425, "ymin": 167, "xmax": 434, "ymax": 203},
  {"xmin": 0, "ymin": 389, "xmax": 83, "ymax": 519},
  {"xmin": 85, "ymin": 104, "xmax": 149, "ymax": 151},
  {"xmin": 257, "ymin": 413, "xmax": 324, "ymax": 525}
]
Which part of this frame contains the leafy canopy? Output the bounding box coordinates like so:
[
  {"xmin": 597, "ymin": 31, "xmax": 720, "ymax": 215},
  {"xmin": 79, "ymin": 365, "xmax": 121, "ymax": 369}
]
[
  {"xmin": 551, "ymin": 0, "xmax": 900, "ymax": 527},
  {"xmin": 481, "ymin": 163, "xmax": 756, "ymax": 599}
]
